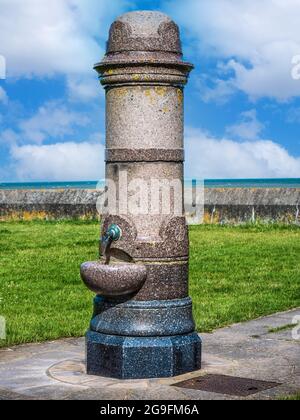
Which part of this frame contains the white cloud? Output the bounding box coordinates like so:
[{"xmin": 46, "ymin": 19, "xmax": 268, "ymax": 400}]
[
  {"xmin": 10, "ymin": 141, "xmax": 105, "ymax": 181},
  {"xmin": 0, "ymin": 0, "xmax": 134, "ymax": 79},
  {"xmin": 0, "ymin": 99, "xmax": 103, "ymax": 182},
  {"xmin": 166, "ymin": 0, "xmax": 300, "ymax": 101},
  {"xmin": 0, "ymin": 129, "xmax": 19, "ymax": 146},
  {"xmin": 67, "ymin": 75, "xmax": 101, "ymax": 102},
  {"xmin": 0, "ymin": 101, "xmax": 90, "ymax": 146},
  {"xmin": 286, "ymin": 107, "xmax": 300, "ymax": 123},
  {"xmin": 0, "ymin": 0, "xmax": 97, "ymax": 78},
  {"xmin": 0, "ymin": 55, "xmax": 6, "ymax": 79},
  {"xmin": 18, "ymin": 101, "xmax": 90, "ymax": 144},
  {"xmin": 185, "ymin": 127, "xmax": 300, "ymax": 179},
  {"xmin": 226, "ymin": 110, "xmax": 265, "ymax": 140},
  {"xmin": 5, "ymin": 126, "xmax": 300, "ymax": 182},
  {"xmin": 198, "ymin": 77, "xmax": 236, "ymax": 104},
  {"xmin": 0, "ymin": 87, "xmax": 8, "ymax": 104},
  {"xmin": 0, "ymin": 0, "xmax": 135, "ymax": 102}
]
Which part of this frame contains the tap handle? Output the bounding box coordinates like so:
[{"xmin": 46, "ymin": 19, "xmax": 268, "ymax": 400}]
[{"xmin": 106, "ymin": 224, "xmax": 122, "ymax": 242}]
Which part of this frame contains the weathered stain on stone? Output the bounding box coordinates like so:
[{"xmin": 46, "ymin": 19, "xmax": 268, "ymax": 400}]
[
  {"xmin": 177, "ymin": 88, "xmax": 183, "ymax": 104},
  {"xmin": 113, "ymin": 87, "xmax": 129, "ymax": 98},
  {"xmin": 154, "ymin": 86, "xmax": 168, "ymax": 96},
  {"xmin": 144, "ymin": 88, "xmax": 154, "ymax": 101}
]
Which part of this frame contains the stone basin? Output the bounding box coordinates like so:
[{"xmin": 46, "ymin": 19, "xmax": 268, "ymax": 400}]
[{"xmin": 80, "ymin": 261, "xmax": 147, "ymax": 298}]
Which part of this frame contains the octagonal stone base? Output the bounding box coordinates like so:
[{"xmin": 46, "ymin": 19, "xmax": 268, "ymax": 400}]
[{"xmin": 86, "ymin": 331, "xmax": 202, "ymax": 379}]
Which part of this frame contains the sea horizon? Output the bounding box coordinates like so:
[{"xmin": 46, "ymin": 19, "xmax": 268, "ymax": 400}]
[{"xmin": 0, "ymin": 178, "xmax": 300, "ymax": 190}]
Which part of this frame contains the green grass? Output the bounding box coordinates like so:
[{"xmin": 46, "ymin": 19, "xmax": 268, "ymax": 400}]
[
  {"xmin": 280, "ymin": 393, "xmax": 300, "ymax": 401},
  {"xmin": 0, "ymin": 221, "xmax": 299, "ymax": 347},
  {"xmin": 190, "ymin": 224, "xmax": 300, "ymax": 332}
]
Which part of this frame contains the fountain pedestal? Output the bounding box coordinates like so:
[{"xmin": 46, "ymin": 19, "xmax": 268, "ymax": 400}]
[{"xmin": 81, "ymin": 11, "xmax": 202, "ymax": 379}]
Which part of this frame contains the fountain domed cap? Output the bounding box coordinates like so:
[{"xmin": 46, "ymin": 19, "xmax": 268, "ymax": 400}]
[
  {"xmin": 107, "ymin": 11, "xmax": 182, "ymax": 55},
  {"xmin": 95, "ymin": 10, "xmax": 193, "ymax": 83}
]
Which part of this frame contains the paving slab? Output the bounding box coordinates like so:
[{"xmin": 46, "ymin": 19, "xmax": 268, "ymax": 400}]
[{"xmin": 0, "ymin": 309, "xmax": 299, "ymax": 400}]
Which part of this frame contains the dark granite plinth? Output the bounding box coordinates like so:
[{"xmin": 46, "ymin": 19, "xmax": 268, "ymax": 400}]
[
  {"xmin": 90, "ymin": 297, "xmax": 196, "ymax": 337},
  {"xmin": 86, "ymin": 331, "xmax": 202, "ymax": 379}
]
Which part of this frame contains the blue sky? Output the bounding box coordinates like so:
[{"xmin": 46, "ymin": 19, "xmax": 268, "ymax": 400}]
[{"xmin": 0, "ymin": 0, "xmax": 300, "ymax": 182}]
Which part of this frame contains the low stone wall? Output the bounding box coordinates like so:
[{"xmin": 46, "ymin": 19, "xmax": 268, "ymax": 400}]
[
  {"xmin": 0, "ymin": 188, "xmax": 299, "ymax": 224},
  {"xmin": 0, "ymin": 189, "xmax": 103, "ymax": 221},
  {"xmin": 202, "ymin": 188, "xmax": 300, "ymax": 224}
]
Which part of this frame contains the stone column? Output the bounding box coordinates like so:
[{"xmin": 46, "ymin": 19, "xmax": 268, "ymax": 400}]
[{"xmin": 83, "ymin": 11, "xmax": 201, "ymax": 379}]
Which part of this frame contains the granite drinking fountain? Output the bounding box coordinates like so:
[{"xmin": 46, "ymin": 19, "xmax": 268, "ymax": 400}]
[{"xmin": 81, "ymin": 11, "xmax": 202, "ymax": 379}]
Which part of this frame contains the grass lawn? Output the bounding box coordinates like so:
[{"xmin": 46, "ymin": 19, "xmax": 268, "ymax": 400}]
[
  {"xmin": 0, "ymin": 221, "xmax": 299, "ymax": 348},
  {"xmin": 280, "ymin": 393, "xmax": 300, "ymax": 400}
]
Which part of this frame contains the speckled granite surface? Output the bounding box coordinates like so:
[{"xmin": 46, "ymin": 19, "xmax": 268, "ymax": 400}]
[
  {"xmin": 86, "ymin": 331, "xmax": 201, "ymax": 379},
  {"xmin": 81, "ymin": 10, "xmax": 201, "ymax": 379}
]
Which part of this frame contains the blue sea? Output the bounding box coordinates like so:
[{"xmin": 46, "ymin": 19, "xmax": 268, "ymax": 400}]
[{"xmin": 0, "ymin": 179, "xmax": 299, "ymax": 190}]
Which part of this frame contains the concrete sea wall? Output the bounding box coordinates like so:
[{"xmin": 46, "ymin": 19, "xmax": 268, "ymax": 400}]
[
  {"xmin": 202, "ymin": 188, "xmax": 300, "ymax": 224},
  {"xmin": 0, "ymin": 188, "xmax": 299, "ymax": 224},
  {"xmin": 0, "ymin": 189, "xmax": 102, "ymax": 221}
]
